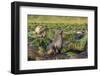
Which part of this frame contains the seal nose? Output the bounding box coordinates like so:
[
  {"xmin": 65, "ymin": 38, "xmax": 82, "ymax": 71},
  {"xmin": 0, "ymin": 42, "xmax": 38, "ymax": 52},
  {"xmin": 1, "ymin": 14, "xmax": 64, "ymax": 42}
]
[{"xmin": 60, "ymin": 30, "xmax": 63, "ymax": 34}]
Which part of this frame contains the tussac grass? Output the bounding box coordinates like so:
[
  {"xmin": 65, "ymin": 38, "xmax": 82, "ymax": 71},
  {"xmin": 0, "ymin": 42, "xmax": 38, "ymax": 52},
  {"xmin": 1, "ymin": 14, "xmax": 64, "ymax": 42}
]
[{"xmin": 28, "ymin": 15, "xmax": 88, "ymax": 60}]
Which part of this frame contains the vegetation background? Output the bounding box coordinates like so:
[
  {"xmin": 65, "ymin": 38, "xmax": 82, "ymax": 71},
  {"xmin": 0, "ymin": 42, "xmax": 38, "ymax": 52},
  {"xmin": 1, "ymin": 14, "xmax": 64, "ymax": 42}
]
[{"xmin": 28, "ymin": 15, "xmax": 88, "ymax": 60}]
